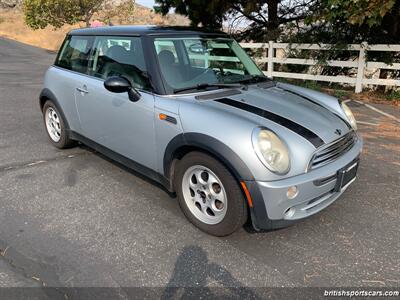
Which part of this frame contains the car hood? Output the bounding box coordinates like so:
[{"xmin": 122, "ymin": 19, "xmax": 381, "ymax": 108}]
[{"xmin": 200, "ymin": 83, "xmax": 351, "ymax": 148}]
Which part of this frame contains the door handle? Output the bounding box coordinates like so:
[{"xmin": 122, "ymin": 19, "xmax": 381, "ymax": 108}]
[{"xmin": 76, "ymin": 87, "xmax": 89, "ymax": 94}]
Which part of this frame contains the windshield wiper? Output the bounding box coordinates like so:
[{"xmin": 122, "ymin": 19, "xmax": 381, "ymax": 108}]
[{"xmin": 173, "ymin": 83, "xmax": 242, "ymax": 94}]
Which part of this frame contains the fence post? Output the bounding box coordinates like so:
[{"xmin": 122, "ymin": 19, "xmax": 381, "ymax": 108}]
[
  {"xmin": 355, "ymin": 42, "xmax": 367, "ymax": 93},
  {"xmin": 267, "ymin": 41, "xmax": 274, "ymax": 78}
]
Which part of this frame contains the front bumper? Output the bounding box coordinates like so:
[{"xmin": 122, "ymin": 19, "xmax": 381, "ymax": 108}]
[{"xmin": 247, "ymin": 136, "xmax": 363, "ymax": 229}]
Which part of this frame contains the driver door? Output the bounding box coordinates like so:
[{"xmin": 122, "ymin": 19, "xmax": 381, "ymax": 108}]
[{"xmin": 75, "ymin": 36, "xmax": 157, "ymax": 170}]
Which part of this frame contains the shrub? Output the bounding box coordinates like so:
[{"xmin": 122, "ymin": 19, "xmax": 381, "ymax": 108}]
[
  {"xmin": 304, "ymin": 81, "xmax": 322, "ymax": 91},
  {"xmin": 333, "ymin": 90, "xmax": 350, "ymax": 99},
  {"xmin": 387, "ymin": 89, "xmax": 400, "ymax": 101}
]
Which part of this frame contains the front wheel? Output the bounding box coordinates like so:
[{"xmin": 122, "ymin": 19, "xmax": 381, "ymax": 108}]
[{"xmin": 174, "ymin": 152, "xmax": 248, "ymax": 236}]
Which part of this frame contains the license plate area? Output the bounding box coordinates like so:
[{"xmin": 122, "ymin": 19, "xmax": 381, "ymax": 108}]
[{"xmin": 334, "ymin": 160, "xmax": 359, "ymax": 192}]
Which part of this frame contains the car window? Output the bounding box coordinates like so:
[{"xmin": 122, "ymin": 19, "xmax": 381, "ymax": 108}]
[
  {"xmin": 55, "ymin": 36, "xmax": 93, "ymax": 74},
  {"xmin": 154, "ymin": 39, "xmax": 188, "ymax": 88},
  {"xmin": 153, "ymin": 37, "xmax": 263, "ymax": 93},
  {"xmin": 154, "ymin": 40, "xmax": 178, "ymax": 62},
  {"xmin": 88, "ymin": 36, "xmax": 150, "ymax": 90},
  {"xmin": 183, "ymin": 39, "xmax": 244, "ymax": 74}
]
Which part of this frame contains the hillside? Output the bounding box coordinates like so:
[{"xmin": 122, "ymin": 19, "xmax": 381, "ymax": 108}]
[
  {"xmin": 0, "ymin": 0, "xmax": 21, "ymax": 8},
  {"xmin": 0, "ymin": 1, "xmax": 189, "ymax": 50}
]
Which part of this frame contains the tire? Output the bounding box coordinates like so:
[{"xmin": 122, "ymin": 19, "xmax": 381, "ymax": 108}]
[
  {"xmin": 42, "ymin": 100, "xmax": 75, "ymax": 149},
  {"xmin": 174, "ymin": 151, "xmax": 248, "ymax": 236}
]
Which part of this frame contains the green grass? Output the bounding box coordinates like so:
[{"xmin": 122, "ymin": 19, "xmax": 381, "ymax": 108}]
[
  {"xmin": 386, "ymin": 89, "xmax": 400, "ymax": 101},
  {"xmin": 0, "ymin": 16, "xmax": 5, "ymax": 24},
  {"xmin": 332, "ymin": 89, "xmax": 350, "ymax": 99},
  {"xmin": 303, "ymin": 81, "xmax": 322, "ymax": 92}
]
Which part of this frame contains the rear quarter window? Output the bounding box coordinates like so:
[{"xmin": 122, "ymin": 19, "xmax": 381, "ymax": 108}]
[{"xmin": 55, "ymin": 36, "xmax": 93, "ymax": 74}]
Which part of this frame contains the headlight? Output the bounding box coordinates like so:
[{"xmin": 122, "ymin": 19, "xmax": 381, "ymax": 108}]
[
  {"xmin": 252, "ymin": 128, "xmax": 290, "ymax": 174},
  {"xmin": 341, "ymin": 102, "xmax": 357, "ymax": 130}
]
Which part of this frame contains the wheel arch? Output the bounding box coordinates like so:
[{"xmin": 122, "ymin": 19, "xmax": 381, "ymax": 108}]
[
  {"xmin": 164, "ymin": 133, "xmax": 255, "ymax": 186},
  {"xmin": 39, "ymin": 88, "xmax": 70, "ymax": 130}
]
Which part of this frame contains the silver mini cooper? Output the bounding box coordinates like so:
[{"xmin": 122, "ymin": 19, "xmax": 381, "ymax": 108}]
[{"xmin": 40, "ymin": 26, "xmax": 362, "ymax": 236}]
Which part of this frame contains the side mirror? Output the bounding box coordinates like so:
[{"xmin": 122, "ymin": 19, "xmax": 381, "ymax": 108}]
[{"xmin": 104, "ymin": 76, "xmax": 141, "ymax": 102}]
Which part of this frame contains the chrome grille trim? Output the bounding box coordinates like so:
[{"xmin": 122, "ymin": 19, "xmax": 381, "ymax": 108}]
[{"xmin": 308, "ymin": 131, "xmax": 357, "ymax": 170}]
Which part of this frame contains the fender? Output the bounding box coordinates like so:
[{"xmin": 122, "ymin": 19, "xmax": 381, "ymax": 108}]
[
  {"xmin": 164, "ymin": 133, "xmax": 255, "ymax": 181},
  {"xmin": 39, "ymin": 88, "xmax": 71, "ymax": 131},
  {"xmin": 163, "ymin": 132, "xmax": 277, "ymax": 230}
]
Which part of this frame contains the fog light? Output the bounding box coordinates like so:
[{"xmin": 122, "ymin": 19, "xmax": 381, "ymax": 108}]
[
  {"xmin": 287, "ymin": 185, "xmax": 298, "ymax": 199},
  {"xmin": 284, "ymin": 207, "xmax": 296, "ymax": 218}
]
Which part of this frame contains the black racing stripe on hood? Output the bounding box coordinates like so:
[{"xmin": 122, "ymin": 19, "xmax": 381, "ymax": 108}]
[
  {"xmin": 280, "ymin": 88, "xmax": 352, "ymax": 130},
  {"xmin": 214, "ymin": 98, "xmax": 325, "ymax": 148}
]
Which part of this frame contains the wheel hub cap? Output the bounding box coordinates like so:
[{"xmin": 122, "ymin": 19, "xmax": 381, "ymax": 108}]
[
  {"xmin": 45, "ymin": 107, "xmax": 61, "ymax": 142},
  {"xmin": 182, "ymin": 165, "xmax": 227, "ymax": 225}
]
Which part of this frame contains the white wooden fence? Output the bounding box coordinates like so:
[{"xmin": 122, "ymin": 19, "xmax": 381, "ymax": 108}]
[{"xmin": 240, "ymin": 41, "xmax": 400, "ymax": 93}]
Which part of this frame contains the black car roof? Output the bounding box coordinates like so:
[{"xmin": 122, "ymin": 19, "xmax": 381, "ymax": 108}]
[{"xmin": 69, "ymin": 25, "xmax": 227, "ymax": 36}]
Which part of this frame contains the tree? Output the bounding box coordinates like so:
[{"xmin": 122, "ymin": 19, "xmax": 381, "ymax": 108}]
[
  {"xmin": 304, "ymin": 0, "xmax": 400, "ymax": 44},
  {"xmin": 155, "ymin": 0, "xmax": 227, "ymax": 29},
  {"xmin": 315, "ymin": 0, "xmax": 397, "ymax": 28},
  {"xmin": 287, "ymin": 0, "xmax": 400, "ymax": 64},
  {"xmin": 154, "ymin": 0, "xmax": 317, "ymax": 41},
  {"xmin": 303, "ymin": 0, "xmax": 400, "ymax": 87},
  {"xmin": 155, "ymin": 0, "xmax": 400, "ymax": 44},
  {"xmin": 23, "ymin": 0, "xmax": 105, "ymax": 29}
]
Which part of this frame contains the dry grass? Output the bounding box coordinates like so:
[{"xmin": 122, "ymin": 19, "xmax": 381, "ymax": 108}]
[
  {"xmin": 322, "ymin": 87, "xmax": 400, "ymax": 107},
  {"xmin": 0, "ymin": 10, "xmax": 78, "ymax": 50},
  {"xmin": 0, "ymin": 5, "xmax": 189, "ymax": 51},
  {"xmin": 347, "ymin": 90, "xmax": 400, "ymax": 107}
]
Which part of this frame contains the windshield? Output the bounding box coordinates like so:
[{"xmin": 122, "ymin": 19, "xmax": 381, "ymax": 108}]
[{"xmin": 153, "ymin": 36, "xmax": 265, "ymax": 94}]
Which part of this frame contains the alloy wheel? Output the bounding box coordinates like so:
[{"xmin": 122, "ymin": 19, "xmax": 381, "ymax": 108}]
[{"xmin": 181, "ymin": 165, "xmax": 228, "ymax": 224}]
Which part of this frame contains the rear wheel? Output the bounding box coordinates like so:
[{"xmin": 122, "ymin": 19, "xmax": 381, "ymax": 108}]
[
  {"xmin": 174, "ymin": 152, "xmax": 247, "ymax": 236},
  {"xmin": 42, "ymin": 100, "xmax": 75, "ymax": 149}
]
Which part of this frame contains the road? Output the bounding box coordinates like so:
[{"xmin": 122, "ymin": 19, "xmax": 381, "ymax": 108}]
[{"xmin": 0, "ymin": 37, "xmax": 399, "ymax": 298}]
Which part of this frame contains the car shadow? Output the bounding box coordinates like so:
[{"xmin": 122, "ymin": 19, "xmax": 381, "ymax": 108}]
[{"xmin": 161, "ymin": 245, "xmax": 260, "ymax": 299}]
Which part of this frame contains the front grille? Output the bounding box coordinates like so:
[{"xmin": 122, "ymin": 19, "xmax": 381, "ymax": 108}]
[{"xmin": 309, "ymin": 131, "xmax": 356, "ymax": 170}]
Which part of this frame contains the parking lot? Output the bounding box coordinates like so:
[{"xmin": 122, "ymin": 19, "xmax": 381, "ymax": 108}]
[{"xmin": 0, "ymin": 37, "xmax": 399, "ymax": 295}]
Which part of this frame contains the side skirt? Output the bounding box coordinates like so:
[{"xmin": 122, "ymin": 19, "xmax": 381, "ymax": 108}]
[{"xmin": 68, "ymin": 131, "xmax": 173, "ymax": 193}]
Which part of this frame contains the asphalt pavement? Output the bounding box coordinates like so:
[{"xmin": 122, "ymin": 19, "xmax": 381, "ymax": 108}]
[{"xmin": 0, "ymin": 37, "xmax": 399, "ymax": 298}]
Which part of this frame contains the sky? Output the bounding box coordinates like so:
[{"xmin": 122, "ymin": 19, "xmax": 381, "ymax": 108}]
[{"xmin": 137, "ymin": 0, "xmax": 155, "ymax": 8}]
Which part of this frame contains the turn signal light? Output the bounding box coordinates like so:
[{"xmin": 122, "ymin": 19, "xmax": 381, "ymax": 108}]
[
  {"xmin": 287, "ymin": 186, "xmax": 298, "ymax": 199},
  {"xmin": 240, "ymin": 181, "xmax": 253, "ymax": 208}
]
